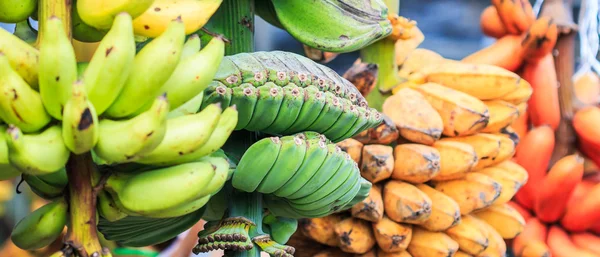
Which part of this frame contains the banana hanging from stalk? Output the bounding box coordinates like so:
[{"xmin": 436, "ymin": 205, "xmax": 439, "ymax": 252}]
[
  {"xmin": 132, "ymin": 0, "xmax": 223, "ymax": 38},
  {"xmin": 62, "ymin": 81, "xmax": 99, "ymax": 154},
  {"xmin": 10, "ymin": 198, "xmax": 68, "ymax": 250},
  {"xmin": 76, "ymin": 0, "xmax": 155, "ymax": 30},
  {"xmin": 6, "ymin": 125, "xmax": 70, "ymax": 176}
]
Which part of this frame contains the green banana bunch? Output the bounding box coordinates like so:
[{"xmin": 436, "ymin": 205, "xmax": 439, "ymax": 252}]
[
  {"xmin": 6, "ymin": 125, "xmax": 70, "ymax": 175},
  {"xmin": 38, "ymin": 17, "xmax": 78, "ymax": 120},
  {"xmin": 93, "ymin": 95, "xmax": 169, "ymax": 164},
  {"xmin": 97, "ymin": 205, "xmax": 205, "ymax": 247},
  {"xmin": 0, "ymin": 126, "xmax": 21, "ymax": 180},
  {"xmin": 62, "ymin": 81, "xmax": 99, "ymax": 154},
  {"xmin": 134, "ymin": 105, "xmax": 238, "ymax": 165},
  {"xmin": 76, "ymin": 0, "xmax": 155, "ymax": 30},
  {"xmin": 97, "ymin": 190, "xmax": 128, "ymax": 222},
  {"xmin": 71, "ymin": 0, "xmax": 107, "ymax": 42},
  {"xmin": 13, "ymin": 20, "xmax": 38, "ymax": 45},
  {"xmin": 0, "ymin": 24, "xmax": 39, "ymax": 88},
  {"xmin": 0, "ymin": 0, "xmax": 37, "ymax": 23},
  {"xmin": 0, "ymin": 53, "xmax": 51, "ymax": 133},
  {"xmin": 104, "ymin": 156, "xmax": 229, "ymax": 217},
  {"xmin": 104, "ymin": 18, "xmax": 185, "ymax": 118},
  {"xmin": 23, "ymin": 169, "xmax": 68, "ymax": 199},
  {"xmin": 262, "ymin": 213, "xmax": 298, "ymax": 244},
  {"xmin": 82, "ymin": 12, "xmax": 135, "ymax": 115},
  {"xmin": 11, "ymin": 198, "xmax": 68, "ymax": 250},
  {"xmin": 258, "ymin": 0, "xmax": 392, "ymax": 53},
  {"xmin": 200, "ymin": 51, "xmax": 382, "ymax": 142}
]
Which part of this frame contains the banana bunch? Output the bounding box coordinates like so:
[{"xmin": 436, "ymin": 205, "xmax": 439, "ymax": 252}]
[{"xmin": 255, "ymin": 0, "xmax": 392, "ymax": 53}]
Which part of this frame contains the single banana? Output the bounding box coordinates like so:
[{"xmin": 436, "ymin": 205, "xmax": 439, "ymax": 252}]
[
  {"xmin": 263, "ymin": 214, "xmax": 298, "ymax": 245},
  {"xmin": 94, "ymin": 95, "xmax": 169, "ymax": 164},
  {"xmin": 334, "ymin": 217, "xmax": 377, "ymax": 254},
  {"xmin": 481, "ymin": 100, "xmax": 519, "ymax": 133},
  {"xmin": 83, "ymin": 12, "xmax": 136, "ymax": 115},
  {"xmin": 0, "ymin": 53, "xmax": 51, "ymax": 133},
  {"xmin": 10, "ymin": 198, "xmax": 68, "ymax": 250},
  {"xmin": 105, "ymin": 161, "xmax": 216, "ymax": 215},
  {"xmin": 406, "ymin": 227, "xmax": 459, "ymax": 257},
  {"xmin": 431, "ymin": 173, "xmax": 502, "ymax": 215},
  {"xmin": 383, "ymin": 180, "xmax": 432, "ymax": 224},
  {"xmin": 76, "ymin": 0, "xmax": 155, "ymax": 29},
  {"xmin": 351, "ymin": 184, "xmax": 384, "ymax": 222},
  {"xmin": 38, "ymin": 17, "xmax": 78, "ymax": 120},
  {"xmin": 287, "ymin": 144, "xmax": 346, "ymax": 199},
  {"xmin": 6, "ymin": 125, "xmax": 70, "ymax": 175},
  {"xmin": 97, "ymin": 190, "xmax": 128, "ymax": 222},
  {"xmin": 471, "ymin": 215, "xmax": 507, "ymax": 257},
  {"xmin": 71, "ymin": 0, "xmax": 107, "ymax": 42},
  {"xmin": 415, "ymin": 83, "xmax": 489, "ymax": 137},
  {"xmin": 23, "ymin": 173, "xmax": 65, "ymax": 199},
  {"xmin": 431, "ymin": 141, "xmax": 478, "ymax": 181},
  {"xmin": 134, "ymin": 103, "xmax": 222, "ymax": 164},
  {"xmin": 104, "ymin": 18, "xmax": 185, "ymax": 118},
  {"xmin": 472, "ymin": 203, "xmax": 525, "ymax": 239},
  {"xmin": 132, "ymin": 0, "xmax": 223, "ymax": 38},
  {"xmin": 476, "ymin": 164, "xmax": 528, "ymax": 205},
  {"xmin": 500, "ymin": 78, "xmax": 533, "ymax": 105},
  {"xmin": 134, "ymin": 105, "xmax": 237, "ymax": 165},
  {"xmin": 0, "ymin": 26, "xmax": 39, "ymax": 88},
  {"xmin": 243, "ymin": 83, "xmax": 285, "ymax": 131},
  {"xmin": 445, "ymin": 215, "xmax": 490, "ymax": 255},
  {"xmin": 181, "ymin": 34, "xmax": 201, "ymax": 59},
  {"xmin": 372, "ymin": 215, "xmax": 413, "ymax": 252},
  {"xmin": 0, "ymin": 0, "xmax": 37, "ymax": 23},
  {"xmin": 440, "ymin": 133, "xmax": 502, "ymax": 170},
  {"xmin": 62, "ymin": 81, "xmax": 99, "ymax": 154},
  {"xmin": 417, "ymin": 184, "xmax": 461, "ymax": 232},
  {"xmin": 166, "ymin": 91, "xmax": 204, "ymax": 119},
  {"xmin": 391, "ymin": 144, "xmax": 441, "ymax": 183},
  {"xmin": 257, "ymin": 135, "xmax": 308, "ymax": 194},
  {"xmin": 262, "ymin": 84, "xmax": 307, "ymax": 135},
  {"xmin": 0, "ymin": 125, "xmax": 20, "ymax": 180}
]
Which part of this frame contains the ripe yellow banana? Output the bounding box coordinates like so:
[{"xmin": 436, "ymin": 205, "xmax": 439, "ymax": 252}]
[
  {"xmin": 334, "ymin": 217, "xmax": 376, "ymax": 254},
  {"xmin": 372, "ymin": 216, "xmax": 412, "ymax": 252},
  {"xmin": 471, "ymin": 215, "xmax": 507, "ymax": 257},
  {"xmin": 417, "ymin": 62, "xmax": 522, "ymax": 100},
  {"xmin": 416, "ymin": 184, "xmax": 461, "ymax": 232},
  {"xmin": 383, "ymin": 180, "xmax": 432, "ymax": 224},
  {"xmin": 476, "ymin": 164, "xmax": 528, "ymax": 205},
  {"xmin": 406, "ymin": 227, "xmax": 459, "ymax": 257},
  {"xmin": 351, "ymin": 184, "xmax": 384, "ymax": 222},
  {"xmin": 298, "ymin": 214, "xmax": 345, "ymax": 247},
  {"xmin": 481, "ymin": 100, "xmax": 519, "ymax": 133},
  {"xmin": 431, "ymin": 141, "xmax": 478, "ymax": 181},
  {"xmin": 392, "ymin": 144, "xmax": 440, "ymax": 183},
  {"xmin": 132, "ymin": 0, "xmax": 223, "ymax": 38},
  {"xmin": 472, "ymin": 203, "xmax": 525, "ymax": 239},
  {"xmin": 0, "ymin": 25, "xmax": 39, "ymax": 88},
  {"xmin": 382, "ymin": 88, "xmax": 443, "ymax": 145},
  {"xmin": 440, "ymin": 133, "xmax": 502, "ymax": 170},
  {"xmin": 360, "ymin": 145, "xmax": 394, "ymax": 183},
  {"xmin": 516, "ymin": 102, "xmax": 527, "ymax": 117},
  {"xmin": 398, "ymin": 48, "xmax": 444, "ymax": 78},
  {"xmin": 415, "ymin": 83, "xmax": 489, "ymax": 137},
  {"xmin": 6, "ymin": 125, "xmax": 70, "ymax": 176},
  {"xmin": 455, "ymin": 251, "xmax": 474, "ymax": 257},
  {"xmin": 431, "ymin": 172, "xmax": 502, "ymax": 215},
  {"xmin": 445, "ymin": 215, "xmax": 490, "ymax": 255},
  {"xmin": 500, "ymin": 79, "xmax": 533, "ymax": 105},
  {"xmin": 62, "ymin": 81, "xmax": 100, "ymax": 154},
  {"xmin": 76, "ymin": 0, "xmax": 155, "ymax": 29}
]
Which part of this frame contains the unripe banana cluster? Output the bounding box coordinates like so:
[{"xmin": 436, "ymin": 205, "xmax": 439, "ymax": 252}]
[
  {"xmin": 1, "ymin": 11, "xmax": 237, "ymax": 250},
  {"xmin": 295, "ymin": 47, "xmax": 534, "ymax": 257}
]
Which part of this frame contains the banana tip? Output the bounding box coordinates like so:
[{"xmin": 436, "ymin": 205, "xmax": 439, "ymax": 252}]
[{"xmin": 6, "ymin": 124, "xmax": 20, "ymax": 139}]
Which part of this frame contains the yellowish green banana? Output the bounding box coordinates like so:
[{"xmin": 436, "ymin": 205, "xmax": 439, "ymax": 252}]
[
  {"xmin": 6, "ymin": 125, "xmax": 70, "ymax": 175},
  {"xmin": 10, "ymin": 198, "xmax": 68, "ymax": 250},
  {"xmin": 0, "ymin": 126, "xmax": 21, "ymax": 180},
  {"xmin": 76, "ymin": 0, "xmax": 155, "ymax": 30},
  {"xmin": 62, "ymin": 81, "xmax": 99, "ymax": 154},
  {"xmin": 0, "ymin": 26, "xmax": 39, "ymax": 88}
]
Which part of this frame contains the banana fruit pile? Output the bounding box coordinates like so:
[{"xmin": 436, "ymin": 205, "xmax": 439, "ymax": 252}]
[
  {"xmin": 296, "ymin": 47, "xmax": 534, "ymax": 257},
  {"xmin": 0, "ymin": 12, "xmax": 237, "ymax": 250}
]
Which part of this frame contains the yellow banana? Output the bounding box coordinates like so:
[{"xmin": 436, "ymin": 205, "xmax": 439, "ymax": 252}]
[
  {"xmin": 132, "ymin": 0, "xmax": 223, "ymax": 38},
  {"xmin": 415, "ymin": 83, "xmax": 489, "ymax": 137},
  {"xmin": 516, "ymin": 102, "xmax": 527, "ymax": 117},
  {"xmin": 0, "ymin": 26, "xmax": 39, "ymax": 88},
  {"xmin": 166, "ymin": 91, "xmax": 204, "ymax": 119},
  {"xmin": 472, "ymin": 203, "xmax": 525, "ymax": 239},
  {"xmin": 76, "ymin": 0, "xmax": 155, "ymax": 29},
  {"xmin": 476, "ymin": 164, "xmax": 528, "ymax": 205},
  {"xmin": 406, "ymin": 227, "xmax": 459, "ymax": 257},
  {"xmin": 398, "ymin": 48, "xmax": 444, "ymax": 78},
  {"xmin": 62, "ymin": 81, "xmax": 100, "ymax": 154},
  {"xmin": 431, "ymin": 141, "xmax": 478, "ymax": 181},
  {"xmin": 445, "ymin": 215, "xmax": 490, "ymax": 255},
  {"xmin": 299, "ymin": 214, "xmax": 345, "ymax": 247},
  {"xmin": 392, "ymin": 144, "xmax": 440, "ymax": 183},
  {"xmin": 372, "ymin": 216, "xmax": 412, "ymax": 252},
  {"xmin": 351, "ymin": 184, "xmax": 384, "ymax": 222},
  {"xmin": 500, "ymin": 79, "xmax": 533, "ymax": 105},
  {"xmin": 471, "ymin": 215, "xmax": 507, "ymax": 257},
  {"xmin": 416, "ymin": 184, "xmax": 461, "ymax": 232},
  {"xmin": 6, "ymin": 125, "xmax": 70, "ymax": 176},
  {"xmin": 383, "ymin": 180, "xmax": 432, "ymax": 224},
  {"xmin": 334, "ymin": 217, "xmax": 377, "ymax": 254},
  {"xmin": 360, "ymin": 144, "xmax": 394, "ymax": 183},
  {"xmin": 431, "ymin": 173, "xmax": 502, "ymax": 215},
  {"xmin": 481, "ymin": 100, "xmax": 519, "ymax": 133},
  {"xmin": 455, "ymin": 251, "xmax": 474, "ymax": 257},
  {"xmin": 440, "ymin": 133, "xmax": 502, "ymax": 170}
]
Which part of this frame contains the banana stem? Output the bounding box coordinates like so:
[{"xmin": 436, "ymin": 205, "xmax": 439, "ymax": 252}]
[
  {"xmin": 203, "ymin": 0, "xmax": 255, "ymax": 55},
  {"xmin": 65, "ymin": 152, "xmax": 104, "ymax": 257},
  {"xmin": 226, "ymin": 191, "xmax": 263, "ymax": 257},
  {"xmin": 360, "ymin": 38, "xmax": 402, "ymax": 111},
  {"xmin": 36, "ymin": 0, "xmax": 72, "ymax": 47}
]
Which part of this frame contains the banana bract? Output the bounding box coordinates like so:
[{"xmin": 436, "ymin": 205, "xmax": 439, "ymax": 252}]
[
  {"xmin": 201, "ymin": 51, "xmax": 383, "ymax": 142},
  {"xmin": 257, "ymin": 0, "xmax": 392, "ymax": 53}
]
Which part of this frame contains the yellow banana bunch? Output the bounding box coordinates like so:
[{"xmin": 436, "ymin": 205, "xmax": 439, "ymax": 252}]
[
  {"xmin": 476, "ymin": 161, "xmax": 528, "ymax": 205},
  {"xmin": 406, "ymin": 227, "xmax": 459, "ymax": 257}
]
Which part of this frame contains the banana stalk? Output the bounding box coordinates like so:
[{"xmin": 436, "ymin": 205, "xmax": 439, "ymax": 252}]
[
  {"xmin": 359, "ymin": 0, "xmax": 403, "ymax": 111},
  {"xmin": 36, "ymin": 0, "xmax": 72, "ymax": 47},
  {"xmin": 202, "ymin": 0, "xmax": 254, "ymax": 55}
]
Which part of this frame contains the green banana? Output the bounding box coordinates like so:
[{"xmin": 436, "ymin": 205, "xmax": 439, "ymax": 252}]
[
  {"xmin": 244, "ymin": 82, "xmax": 285, "ymax": 131},
  {"xmin": 232, "ymin": 136, "xmax": 282, "ymax": 193},
  {"xmin": 230, "ymin": 83, "xmax": 258, "ymax": 130},
  {"xmin": 104, "ymin": 18, "xmax": 185, "ymax": 118},
  {"xmin": 181, "ymin": 34, "xmax": 202, "ymax": 59},
  {"xmin": 167, "ymin": 91, "xmax": 204, "ymax": 119},
  {"xmin": 6, "ymin": 125, "xmax": 70, "ymax": 175},
  {"xmin": 228, "ymin": 52, "xmax": 269, "ymax": 87},
  {"xmin": 271, "ymin": 51, "xmax": 313, "ymax": 88},
  {"xmin": 202, "ymin": 183, "xmax": 229, "ymax": 221},
  {"xmin": 23, "ymin": 169, "xmax": 67, "ymax": 199},
  {"xmin": 98, "ymin": 190, "xmax": 128, "ymax": 222},
  {"xmin": 267, "ymin": 0, "xmax": 392, "ymax": 53},
  {"xmin": 339, "ymin": 177, "xmax": 372, "ymax": 211},
  {"xmin": 37, "ymin": 168, "xmax": 68, "ymax": 187},
  {"xmin": 287, "ymin": 144, "xmax": 345, "ymax": 199},
  {"xmin": 13, "ymin": 20, "xmax": 38, "ymax": 45},
  {"xmin": 38, "ymin": 17, "xmax": 78, "ymax": 120},
  {"xmin": 135, "ymin": 103, "xmax": 222, "ymax": 165},
  {"xmin": 0, "ymin": 26, "xmax": 39, "ymax": 88},
  {"xmin": 71, "ymin": 0, "xmax": 107, "ymax": 42},
  {"xmin": 283, "ymin": 86, "xmax": 327, "ymax": 134},
  {"xmin": 152, "ymin": 36, "xmax": 225, "ymax": 111},
  {"xmin": 0, "ymin": 53, "xmax": 51, "ymax": 133},
  {"xmin": 0, "ymin": 125, "xmax": 21, "ymax": 180},
  {"xmin": 11, "ymin": 198, "xmax": 68, "ymax": 250},
  {"xmin": 306, "ymin": 92, "xmax": 345, "ymax": 133},
  {"xmin": 262, "ymin": 84, "xmax": 305, "ymax": 134},
  {"xmin": 142, "ymin": 194, "xmax": 211, "ymax": 219},
  {"xmin": 0, "ymin": 0, "xmax": 37, "ymax": 23},
  {"xmin": 257, "ymin": 135, "xmax": 307, "ymax": 194},
  {"xmin": 200, "ymin": 83, "xmax": 233, "ymax": 110},
  {"xmin": 335, "ymin": 106, "xmax": 369, "ymax": 142},
  {"xmin": 76, "ymin": 0, "xmax": 155, "ymax": 30},
  {"xmin": 94, "ymin": 95, "xmax": 169, "ymax": 164},
  {"xmin": 263, "ymin": 214, "xmax": 298, "ymax": 244},
  {"xmin": 62, "ymin": 81, "xmax": 99, "ymax": 154},
  {"xmin": 323, "ymin": 102, "xmax": 360, "ymax": 141},
  {"xmin": 273, "ymin": 136, "xmax": 329, "ymax": 198},
  {"xmin": 83, "ymin": 12, "xmax": 135, "ymax": 115},
  {"xmin": 105, "ymin": 161, "xmax": 216, "ymax": 215}
]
